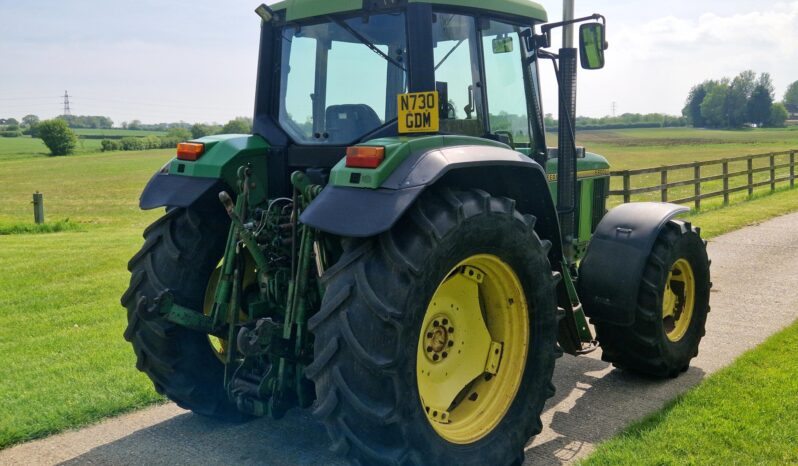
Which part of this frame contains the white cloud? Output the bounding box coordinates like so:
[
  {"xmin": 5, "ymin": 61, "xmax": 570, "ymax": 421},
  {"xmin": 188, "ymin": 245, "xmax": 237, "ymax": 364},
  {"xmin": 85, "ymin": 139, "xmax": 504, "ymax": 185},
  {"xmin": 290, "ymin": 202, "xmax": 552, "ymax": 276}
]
[{"xmin": 571, "ymin": 2, "xmax": 798, "ymax": 116}]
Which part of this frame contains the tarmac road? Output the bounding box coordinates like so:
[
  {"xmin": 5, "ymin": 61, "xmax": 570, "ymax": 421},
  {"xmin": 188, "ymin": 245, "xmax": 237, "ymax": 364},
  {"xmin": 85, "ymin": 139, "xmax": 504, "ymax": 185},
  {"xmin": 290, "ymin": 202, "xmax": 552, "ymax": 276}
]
[{"xmin": 4, "ymin": 211, "xmax": 798, "ymax": 465}]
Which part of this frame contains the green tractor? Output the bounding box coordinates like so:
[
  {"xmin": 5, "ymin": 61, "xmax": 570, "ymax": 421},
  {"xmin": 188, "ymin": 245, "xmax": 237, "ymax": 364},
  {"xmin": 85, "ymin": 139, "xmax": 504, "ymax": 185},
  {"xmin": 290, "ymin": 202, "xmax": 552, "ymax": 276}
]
[{"xmin": 122, "ymin": 0, "xmax": 710, "ymax": 464}]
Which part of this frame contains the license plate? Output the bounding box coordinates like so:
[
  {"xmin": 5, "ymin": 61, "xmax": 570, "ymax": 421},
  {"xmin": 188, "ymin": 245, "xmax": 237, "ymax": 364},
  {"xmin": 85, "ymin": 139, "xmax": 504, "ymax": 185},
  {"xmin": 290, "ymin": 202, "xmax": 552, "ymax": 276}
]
[{"xmin": 397, "ymin": 91, "xmax": 439, "ymax": 134}]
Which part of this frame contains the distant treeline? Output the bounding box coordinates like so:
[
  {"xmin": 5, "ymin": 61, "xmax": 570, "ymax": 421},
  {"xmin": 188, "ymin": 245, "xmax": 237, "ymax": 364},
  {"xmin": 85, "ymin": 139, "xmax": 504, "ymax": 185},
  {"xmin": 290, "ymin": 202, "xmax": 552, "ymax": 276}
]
[
  {"xmin": 58, "ymin": 115, "xmax": 114, "ymax": 129},
  {"xmin": 683, "ymin": 71, "xmax": 790, "ymax": 129},
  {"xmin": 544, "ymin": 113, "xmax": 687, "ymax": 131},
  {"xmin": 100, "ymin": 118, "xmax": 253, "ymax": 152}
]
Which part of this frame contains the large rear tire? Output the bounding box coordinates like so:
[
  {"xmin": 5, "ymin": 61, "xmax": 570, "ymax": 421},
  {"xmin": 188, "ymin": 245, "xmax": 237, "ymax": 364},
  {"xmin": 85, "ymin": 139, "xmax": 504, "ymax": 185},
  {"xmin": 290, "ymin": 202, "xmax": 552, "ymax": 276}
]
[
  {"xmin": 121, "ymin": 208, "xmax": 246, "ymax": 420},
  {"xmin": 595, "ymin": 220, "xmax": 710, "ymax": 378},
  {"xmin": 306, "ymin": 188, "xmax": 560, "ymax": 466}
]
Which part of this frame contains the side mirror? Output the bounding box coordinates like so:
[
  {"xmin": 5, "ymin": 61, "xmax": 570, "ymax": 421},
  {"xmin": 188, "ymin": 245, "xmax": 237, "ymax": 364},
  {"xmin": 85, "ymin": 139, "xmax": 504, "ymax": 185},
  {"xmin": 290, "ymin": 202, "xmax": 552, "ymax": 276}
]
[
  {"xmin": 492, "ymin": 36, "xmax": 514, "ymax": 54},
  {"xmin": 579, "ymin": 23, "xmax": 607, "ymax": 70}
]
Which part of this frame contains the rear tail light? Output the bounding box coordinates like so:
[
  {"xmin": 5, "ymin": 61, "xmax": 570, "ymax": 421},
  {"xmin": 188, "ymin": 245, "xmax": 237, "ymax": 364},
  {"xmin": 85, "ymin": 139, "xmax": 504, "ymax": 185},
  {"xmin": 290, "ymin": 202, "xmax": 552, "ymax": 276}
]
[
  {"xmin": 345, "ymin": 146, "xmax": 385, "ymax": 169},
  {"xmin": 177, "ymin": 143, "xmax": 204, "ymax": 161}
]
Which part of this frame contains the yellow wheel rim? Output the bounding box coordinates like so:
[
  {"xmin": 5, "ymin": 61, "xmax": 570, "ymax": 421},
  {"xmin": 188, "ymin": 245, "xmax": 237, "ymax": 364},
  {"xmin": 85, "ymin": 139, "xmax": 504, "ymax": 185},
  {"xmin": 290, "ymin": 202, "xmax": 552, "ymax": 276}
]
[
  {"xmin": 662, "ymin": 258, "xmax": 695, "ymax": 342},
  {"xmin": 203, "ymin": 258, "xmax": 255, "ymax": 361},
  {"xmin": 416, "ymin": 254, "xmax": 529, "ymax": 444}
]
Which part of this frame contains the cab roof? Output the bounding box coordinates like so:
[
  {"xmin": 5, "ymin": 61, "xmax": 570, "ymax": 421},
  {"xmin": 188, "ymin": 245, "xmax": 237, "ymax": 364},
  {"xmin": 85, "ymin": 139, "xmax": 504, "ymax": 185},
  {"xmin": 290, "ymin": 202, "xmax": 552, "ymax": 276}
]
[{"xmin": 269, "ymin": 0, "xmax": 548, "ymax": 23}]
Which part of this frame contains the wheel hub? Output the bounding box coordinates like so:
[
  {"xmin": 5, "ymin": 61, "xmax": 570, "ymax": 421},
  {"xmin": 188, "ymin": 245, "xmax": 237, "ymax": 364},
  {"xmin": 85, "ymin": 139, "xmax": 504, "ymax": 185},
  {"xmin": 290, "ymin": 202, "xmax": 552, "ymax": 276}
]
[
  {"xmin": 423, "ymin": 316, "xmax": 454, "ymax": 360},
  {"xmin": 662, "ymin": 258, "xmax": 696, "ymax": 342}
]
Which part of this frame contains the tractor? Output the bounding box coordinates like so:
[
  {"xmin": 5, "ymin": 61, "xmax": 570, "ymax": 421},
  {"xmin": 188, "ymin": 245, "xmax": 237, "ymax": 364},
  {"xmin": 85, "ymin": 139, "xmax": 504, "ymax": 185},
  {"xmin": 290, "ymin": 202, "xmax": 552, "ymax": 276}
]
[{"xmin": 121, "ymin": 0, "xmax": 711, "ymax": 464}]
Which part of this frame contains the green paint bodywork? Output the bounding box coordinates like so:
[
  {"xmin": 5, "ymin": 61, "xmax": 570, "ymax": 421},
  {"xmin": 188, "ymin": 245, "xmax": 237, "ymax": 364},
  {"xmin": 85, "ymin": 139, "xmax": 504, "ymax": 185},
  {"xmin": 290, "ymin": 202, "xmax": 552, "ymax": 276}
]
[
  {"xmin": 330, "ymin": 135, "xmax": 509, "ymax": 189},
  {"xmin": 167, "ymin": 134, "xmax": 270, "ymax": 206},
  {"xmin": 269, "ymin": 0, "xmax": 547, "ymax": 22}
]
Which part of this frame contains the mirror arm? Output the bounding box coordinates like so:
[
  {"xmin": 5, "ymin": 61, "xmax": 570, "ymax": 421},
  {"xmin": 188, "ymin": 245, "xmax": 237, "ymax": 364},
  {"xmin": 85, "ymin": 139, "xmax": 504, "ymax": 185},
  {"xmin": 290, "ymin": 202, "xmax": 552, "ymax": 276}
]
[{"xmin": 540, "ymin": 13, "xmax": 605, "ymax": 36}]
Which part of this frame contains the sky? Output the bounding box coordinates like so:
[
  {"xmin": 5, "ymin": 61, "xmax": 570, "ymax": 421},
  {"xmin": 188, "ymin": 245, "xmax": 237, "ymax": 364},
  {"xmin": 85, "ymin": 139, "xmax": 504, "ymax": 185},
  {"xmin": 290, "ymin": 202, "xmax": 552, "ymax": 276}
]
[{"xmin": 1, "ymin": 0, "xmax": 796, "ymax": 125}]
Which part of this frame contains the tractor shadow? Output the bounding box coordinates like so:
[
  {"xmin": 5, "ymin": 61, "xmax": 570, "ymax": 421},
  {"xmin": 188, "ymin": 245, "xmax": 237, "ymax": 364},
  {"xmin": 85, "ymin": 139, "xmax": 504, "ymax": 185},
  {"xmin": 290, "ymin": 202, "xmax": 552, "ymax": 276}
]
[
  {"xmin": 59, "ymin": 354, "xmax": 705, "ymax": 466},
  {"xmin": 523, "ymin": 353, "xmax": 706, "ymax": 465},
  {"xmin": 58, "ymin": 408, "xmax": 346, "ymax": 466}
]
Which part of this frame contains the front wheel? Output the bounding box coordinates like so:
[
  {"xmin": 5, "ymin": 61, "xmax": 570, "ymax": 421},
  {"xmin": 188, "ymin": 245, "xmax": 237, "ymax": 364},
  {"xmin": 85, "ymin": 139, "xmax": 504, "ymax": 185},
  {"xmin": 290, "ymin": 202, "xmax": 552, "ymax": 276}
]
[
  {"xmin": 595, "ymin": 220, "xmax": 711, "ymax": 378},
  {"xmin": 306, "ymin": 188, "xmax": 560, "ymax": 466}
]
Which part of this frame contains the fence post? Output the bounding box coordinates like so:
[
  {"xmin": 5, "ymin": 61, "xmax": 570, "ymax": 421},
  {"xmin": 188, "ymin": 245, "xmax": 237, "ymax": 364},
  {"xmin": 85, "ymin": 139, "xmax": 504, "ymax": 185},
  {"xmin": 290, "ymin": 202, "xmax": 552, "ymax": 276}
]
[
  {"xmin": 694, "ymin": 162, "xmax": 701, "ymax": 211},
  {"xmin": 660, "ymin": 168, "xmax": 668, "ymax": 202},
  {"xmin": 791, "ymin": 151, "xmax": 795, "ymax": 189},
  {"xmin": 747, "ymin": 158, "xmax": 754, "ymax": 197},
  {"xmin": 623, "ymin": 170, "xmax": 631, "ymax": 204},
  {"xmin": 722, "ymin": 159, "xmax": 729, "ymax": 206},
  {"xmin": 32, "ymin": 192, "xmax": 44, "ymax": 224},
  {"xmin": 770, "ymin": 153, "xmax": 776, "ymax": 192}
]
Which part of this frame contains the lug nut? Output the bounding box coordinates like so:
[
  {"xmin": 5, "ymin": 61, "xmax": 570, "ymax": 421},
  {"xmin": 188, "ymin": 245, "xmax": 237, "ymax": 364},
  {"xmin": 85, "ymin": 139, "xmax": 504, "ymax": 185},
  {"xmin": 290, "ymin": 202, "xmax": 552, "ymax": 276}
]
[
  {"xmin": 426, "ymin": 346, "xmax": 433, "ymax": 353},
  {"xmin": 448, "ymin": 340, "xmax": 454, "ymax": 347},
  {"xmin": 442, "ymin": 352, "xmax": 448, "ymax": 358},
  {"xmin": 442, "ymin": 318, "xmax": 448, "ymax": 325},
  {"xmin": 448, "ymin": 327, "xmax": 454, "ymax": 333},
  {"xmin": 433, "ymin": 354, "xmax": 439, "ymax": 361},
  {"xmin": 433, "ymin": 320, "xmax": 439, "ymax": 327}
]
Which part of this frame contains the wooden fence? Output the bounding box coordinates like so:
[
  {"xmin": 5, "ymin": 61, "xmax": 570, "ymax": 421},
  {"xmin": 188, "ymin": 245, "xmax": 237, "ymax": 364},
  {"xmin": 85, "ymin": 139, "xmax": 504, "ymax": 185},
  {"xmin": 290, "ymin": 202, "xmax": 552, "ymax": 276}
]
[{"xmin": 609, "ymin": 150, "xmax": 797, "ymax": 210}]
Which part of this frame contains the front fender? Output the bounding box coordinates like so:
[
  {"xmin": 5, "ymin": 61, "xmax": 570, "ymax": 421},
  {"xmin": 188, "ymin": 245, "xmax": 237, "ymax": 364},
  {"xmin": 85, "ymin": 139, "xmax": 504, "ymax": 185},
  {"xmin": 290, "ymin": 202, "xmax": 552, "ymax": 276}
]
[{"xmin": 578, "ymin": 202, "xmax": 689, "ymax": 326}]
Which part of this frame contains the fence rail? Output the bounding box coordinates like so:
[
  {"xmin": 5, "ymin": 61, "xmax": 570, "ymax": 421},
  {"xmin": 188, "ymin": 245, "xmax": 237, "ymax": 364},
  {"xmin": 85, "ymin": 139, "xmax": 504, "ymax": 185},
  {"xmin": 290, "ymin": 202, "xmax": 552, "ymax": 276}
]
[{"xmin": 609, "ymin": 150, "xmax": 797, "ymax": 210}]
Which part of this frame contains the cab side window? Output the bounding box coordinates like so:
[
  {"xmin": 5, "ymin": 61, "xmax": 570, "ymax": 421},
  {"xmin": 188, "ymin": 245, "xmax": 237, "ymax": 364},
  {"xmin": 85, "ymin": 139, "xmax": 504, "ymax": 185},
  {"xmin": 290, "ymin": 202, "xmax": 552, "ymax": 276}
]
[
  {"xmin": 481, "ymin": 20, "xmax": 531, "ymax": 147},
  {"xmin": 432, "ymin": 13, "xmax": 484, "ymax": 137}
]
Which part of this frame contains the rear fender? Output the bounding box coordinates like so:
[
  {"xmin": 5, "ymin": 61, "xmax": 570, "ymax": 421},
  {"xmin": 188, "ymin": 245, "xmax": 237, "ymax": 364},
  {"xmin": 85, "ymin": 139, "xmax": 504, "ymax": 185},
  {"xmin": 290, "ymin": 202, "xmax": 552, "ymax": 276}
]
[
  {"xmin": 577, "ymin": 202, "xmax": 689, "ymax": 326},
  {"xmin": 139, "ymin": 134, "xmax": 269, "ymax": 211},
  {"xmin": 300, "ymin": 144, "xmax": 562, "ymax": 258}
]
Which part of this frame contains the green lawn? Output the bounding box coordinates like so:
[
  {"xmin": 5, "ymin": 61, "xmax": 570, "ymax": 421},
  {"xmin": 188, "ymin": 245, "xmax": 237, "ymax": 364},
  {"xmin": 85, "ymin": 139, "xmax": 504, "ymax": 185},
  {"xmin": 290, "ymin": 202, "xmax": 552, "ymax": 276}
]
[
  {"xmin": 0, "ymin": 127, "xmax": 797, "ymax": 450},
  {"xmin": 0, "ymin": 149, "xmax": 171, "ymax": 448},
  {"xmin": 0, "ymin": 136, "xmax": 103, "ymax": 161},
  {"xmin": 582, "ymin": 319, "xmax": 798, "ymax": 465}
]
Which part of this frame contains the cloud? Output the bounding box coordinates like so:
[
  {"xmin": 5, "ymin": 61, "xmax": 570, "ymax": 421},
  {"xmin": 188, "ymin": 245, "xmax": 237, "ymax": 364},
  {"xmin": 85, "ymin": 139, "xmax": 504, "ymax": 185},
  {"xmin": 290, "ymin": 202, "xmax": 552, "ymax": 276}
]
[{"xmin": 571, "ymin": 1, "xmax": 798, "ymax": 116}]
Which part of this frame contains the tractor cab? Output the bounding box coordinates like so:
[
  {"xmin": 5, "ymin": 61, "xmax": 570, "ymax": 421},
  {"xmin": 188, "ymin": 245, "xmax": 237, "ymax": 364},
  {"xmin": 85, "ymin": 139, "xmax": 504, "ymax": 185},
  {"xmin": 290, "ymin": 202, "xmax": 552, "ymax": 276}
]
[{"xmin": 254, "ymin": 0, "xmax": 607, "ymax": 205}]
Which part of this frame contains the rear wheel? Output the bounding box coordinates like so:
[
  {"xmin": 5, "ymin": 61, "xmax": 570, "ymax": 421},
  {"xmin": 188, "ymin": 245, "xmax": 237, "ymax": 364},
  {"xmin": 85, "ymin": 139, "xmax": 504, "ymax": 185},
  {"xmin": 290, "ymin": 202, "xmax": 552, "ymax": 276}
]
[
  {"xmin": 595, "ymin": 220, "xmax": 710, "ymax": 378},
  {"xmin": 306, "ymin": 188, "xmax": 559, "ymax": 466},
  {"xmin": 121, "ymin": 208, "xmax": 246, "ymax": 420}
]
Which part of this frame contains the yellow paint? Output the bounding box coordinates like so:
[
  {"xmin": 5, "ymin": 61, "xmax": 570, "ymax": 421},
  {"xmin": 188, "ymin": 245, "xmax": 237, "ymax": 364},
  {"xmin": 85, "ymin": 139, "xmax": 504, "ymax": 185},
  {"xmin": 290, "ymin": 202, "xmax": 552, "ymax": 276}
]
[
  {"xmin": 547, "ymin": 168, "xmax": 610, "ymax": 181},
  {"xmin": 398, "ymin": 91, "xmax": 439, "ymax": 134},
  {"xmin": 203, "ymin": 257, "xmax": 256, "ymax": 361},
  {"xmin": 416, "ymin": 254, "xmax": 529, "ymax": 444},
  {"xmin": 662, "ymin": 258, "xmax": 695, "ymax": 342}
]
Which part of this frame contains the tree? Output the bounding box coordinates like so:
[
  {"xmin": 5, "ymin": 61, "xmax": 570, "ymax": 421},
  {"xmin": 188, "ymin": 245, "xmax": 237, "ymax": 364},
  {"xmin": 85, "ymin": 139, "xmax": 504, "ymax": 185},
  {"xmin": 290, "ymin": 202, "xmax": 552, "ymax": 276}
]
[
  {"xmin": 5, "ymin": 117, "xmax": 19, "ymax": 127},
  {"xmin": 747, "ymin": 84, "xmax": 774, "ymax": 126},
  {"xmin": 784, "ymin": 81, "xmax": 798, "ymax": 107},
  {"xmin": 222, "ymin": 117, "xmax": 252, "ymax": 134},
  {"xmin": 37, "ymin": 119, "xmax": 77, "ymax": 156},
  {"xmin": 191, "ymin": 123, "xmax": 210, "ymax": 139},
  {"xmin": 683, "ymin": 82, "xmax": 710, "ymax": 127},
  {"xmin": 22, "ymin": 114, "xmax": 40, "ymax": 128},
  {"xmin": 725, "ymin": 71, "xmax": 756, "ymax": 127},
  {"xmin": 700, "ymin": 81, "xmax": 730, "ymax": 128},
  {"xmin": 128, "ymin": 119, "xmax": 143, "ymax": 130},
  {"xmin": 166, "ymin": 127, "xmax": 192, "ymax": 141},
  {"xmin": 769, "ymin": 103, "xmax": 788, "ymax": 128}
]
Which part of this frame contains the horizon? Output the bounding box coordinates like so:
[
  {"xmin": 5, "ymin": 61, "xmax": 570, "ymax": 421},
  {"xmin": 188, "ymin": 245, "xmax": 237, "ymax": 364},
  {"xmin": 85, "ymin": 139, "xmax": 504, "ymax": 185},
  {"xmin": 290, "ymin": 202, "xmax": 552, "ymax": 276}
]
[{"xmin": 1, "ymin": 0, "xmax": 796, "ymax": 125}]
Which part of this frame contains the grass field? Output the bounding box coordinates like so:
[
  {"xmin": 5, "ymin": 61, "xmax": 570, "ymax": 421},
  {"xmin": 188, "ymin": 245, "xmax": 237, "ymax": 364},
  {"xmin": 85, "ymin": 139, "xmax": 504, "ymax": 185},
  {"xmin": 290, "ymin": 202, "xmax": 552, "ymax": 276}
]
[
  {"xmin": 582, "ymin": 319, "xmax": 798, "ymax": 465},
  {"xmin": 0, "ymin": 127, "xmax": 797, "ymax": 450},
  {"xmin": 0, "ymin": 136, "xmax": 103, "ymax": 161},
  {"xmin": 0, "ymin": 148, "xmax": 171, "ymax": 448}
]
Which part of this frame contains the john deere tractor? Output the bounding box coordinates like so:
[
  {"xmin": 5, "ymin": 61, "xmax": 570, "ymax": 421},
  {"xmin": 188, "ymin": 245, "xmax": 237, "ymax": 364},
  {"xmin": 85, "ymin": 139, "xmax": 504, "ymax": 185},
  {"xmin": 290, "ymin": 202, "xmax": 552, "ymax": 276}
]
[{"xmin": 122, "ymin": 0, "xmax": 711, "ymax": 464}]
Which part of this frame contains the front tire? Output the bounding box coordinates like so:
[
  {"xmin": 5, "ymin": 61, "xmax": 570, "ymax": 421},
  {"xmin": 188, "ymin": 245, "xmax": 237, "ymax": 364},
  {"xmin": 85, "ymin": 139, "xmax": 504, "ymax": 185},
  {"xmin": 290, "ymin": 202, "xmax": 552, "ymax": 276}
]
[
  {"xmin": 120, "ymin": 208, "xmax": 245, "ymax": 420},
  {"xmin": 306, "ymin": 189, "xmax": 559, "ymax": 466},
  {"xmin": 595, "ymin": 220, "xmax": 710, "ymax": 378}
]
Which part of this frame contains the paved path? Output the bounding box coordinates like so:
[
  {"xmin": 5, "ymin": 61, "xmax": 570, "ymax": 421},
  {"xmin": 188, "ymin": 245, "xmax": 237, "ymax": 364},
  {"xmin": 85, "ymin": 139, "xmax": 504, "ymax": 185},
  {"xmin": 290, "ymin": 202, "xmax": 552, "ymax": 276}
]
[{"xmin": 4, "ymin": 212, "xmax": 798, "ymax": 465}]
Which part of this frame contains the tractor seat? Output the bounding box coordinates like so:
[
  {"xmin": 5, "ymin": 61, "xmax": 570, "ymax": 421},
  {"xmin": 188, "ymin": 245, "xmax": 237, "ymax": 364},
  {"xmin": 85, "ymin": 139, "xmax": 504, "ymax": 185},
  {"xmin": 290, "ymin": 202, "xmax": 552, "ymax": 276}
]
[{"xmin": 325, "ymin": 104, "xmax": 382, "ymax": 144}]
